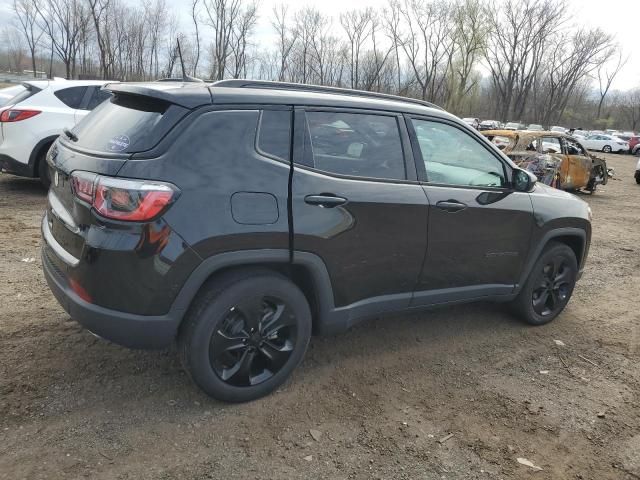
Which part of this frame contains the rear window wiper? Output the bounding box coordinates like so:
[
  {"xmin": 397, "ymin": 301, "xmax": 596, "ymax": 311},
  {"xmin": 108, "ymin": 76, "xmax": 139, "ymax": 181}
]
[{"xmin": 62, "ymin": 128, "xmax": 78, "ymax": 142}]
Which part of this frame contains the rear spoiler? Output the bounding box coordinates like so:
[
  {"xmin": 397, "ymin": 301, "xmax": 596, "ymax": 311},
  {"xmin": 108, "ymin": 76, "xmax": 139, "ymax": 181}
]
[{"xmin": 104, "ymin": 82, "xmax": 212, "ymax": 109}]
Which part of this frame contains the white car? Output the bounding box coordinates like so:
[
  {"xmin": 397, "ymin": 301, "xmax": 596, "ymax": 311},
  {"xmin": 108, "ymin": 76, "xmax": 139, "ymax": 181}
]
[
  {"xmin": 0, "ymin": 79, "xmax": 115, "ymax": 186},
  {"xmin": 461, "ymin": 117, "xmax": 480, "ymax": 129},
  {"xmin": 550, "ymin": 126, "xmax": 567, "ymax": 133},
  {"xmin": 635, "ymin": 157, "xmax": 640, "ymax": 184},
  {"xmin": 0, "ymin": 84, "xmax": 26, "ymax": 107},
  {"xmin": 582, "ymin": 134, "xmax": 629, "ymax": 154}
]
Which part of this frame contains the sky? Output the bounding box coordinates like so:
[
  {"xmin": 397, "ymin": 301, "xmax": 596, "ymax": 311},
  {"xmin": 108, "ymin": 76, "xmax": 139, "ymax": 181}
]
[{"xmin": 0, "ymin": 0, "xmax": 638, "ymax": 90}]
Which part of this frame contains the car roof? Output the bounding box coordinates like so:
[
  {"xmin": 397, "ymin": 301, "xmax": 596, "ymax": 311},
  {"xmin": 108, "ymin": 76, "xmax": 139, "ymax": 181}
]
[{"xmin": 105, "ymin": 80, "xmax": 455, "ymax": 119}]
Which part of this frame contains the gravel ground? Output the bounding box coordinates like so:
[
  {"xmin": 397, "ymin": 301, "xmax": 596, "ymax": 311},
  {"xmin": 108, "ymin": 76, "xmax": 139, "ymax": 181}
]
[{"xmin": 0, "ymin": 153, "xmax": 638, "ymax": 480}]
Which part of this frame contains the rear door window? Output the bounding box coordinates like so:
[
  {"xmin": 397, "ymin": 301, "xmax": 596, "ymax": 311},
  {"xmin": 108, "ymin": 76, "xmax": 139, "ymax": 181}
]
[
  {"xmin": 54, "ymin": 87, "xmax": 88, "ymax": 109},
  {"xmin": 303, "ymin": 111, "xmax": 406, "ymax": 180},
  {"xmin": 257, "ymin": 110, "xmax": 291, "ymax": 161},
  {"xmin": 70, "ymin": 94, "xmax": 181, "ymax": 153}
]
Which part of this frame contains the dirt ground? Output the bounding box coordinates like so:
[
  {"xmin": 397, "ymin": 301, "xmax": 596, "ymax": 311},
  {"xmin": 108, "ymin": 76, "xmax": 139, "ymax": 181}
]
[{"xmin": 0, "ymin": 154, "xmax": 638, "ymax": 480}]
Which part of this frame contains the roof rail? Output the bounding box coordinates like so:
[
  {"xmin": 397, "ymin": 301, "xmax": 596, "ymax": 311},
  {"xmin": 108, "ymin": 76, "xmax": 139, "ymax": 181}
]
[{"xmin": 212, "ymin": 79, "xmax": 442, "ymax": 111}]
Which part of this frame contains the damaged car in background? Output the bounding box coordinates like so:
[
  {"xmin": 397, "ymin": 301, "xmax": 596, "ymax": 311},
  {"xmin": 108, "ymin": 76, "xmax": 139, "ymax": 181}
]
[{"xmin": 481, "ymin": 130, "xmax": 608, "ymax": 193}]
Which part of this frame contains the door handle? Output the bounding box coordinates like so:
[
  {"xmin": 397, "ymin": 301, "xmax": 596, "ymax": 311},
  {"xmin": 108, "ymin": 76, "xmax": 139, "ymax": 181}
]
[
  {"xmin": 436, "ymin": 200, "xmax": 467, "ymax": 212},
  {"xmin": 304, "ymin": 194, "xmax": 347, "ymax": 208}
]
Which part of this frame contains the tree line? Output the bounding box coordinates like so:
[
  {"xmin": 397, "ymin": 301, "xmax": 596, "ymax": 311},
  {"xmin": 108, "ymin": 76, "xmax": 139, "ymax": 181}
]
[{"xmin": 3, "ymin": 0, "xmax": 639, "ymax": 130}]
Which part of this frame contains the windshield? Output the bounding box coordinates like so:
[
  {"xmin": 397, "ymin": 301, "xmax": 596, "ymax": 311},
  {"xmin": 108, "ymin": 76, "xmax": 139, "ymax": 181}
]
[
  {"xmin": 0, "ymin": 84, "xmax": 36, "ymax": 107},
  {"xmin": 70, "ymin": 94, "xmax": 172, "ymax": 153}
]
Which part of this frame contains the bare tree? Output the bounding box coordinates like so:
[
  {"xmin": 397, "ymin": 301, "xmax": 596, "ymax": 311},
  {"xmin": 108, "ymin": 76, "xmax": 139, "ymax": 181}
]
[
  {"xmin": 596, "ymin": 49, "xmax": 626, "ymax": 119},
  {"xmin": 484, "ymin": 0, "xmax": 566, "ymax": 121},
  {"xmin": 203, "ymin": 0, "xmax": 242, "ymax": 80},
  {"xmin": 36, "ymin": 0, "xmax": 90, "ymax": 78},
  {"xmin": 13, "ymin": 0, "xmax": 44, "ymax": 77},
  {"xmin": 3, "ymin": 27, "xmax": 27, "ymax": 72},
  {"xmin": 271, "ymin": 4, "xmax": 297, "ymax": 81},
  {"xmin": 228, "ymin": 1, "xmax": 257, "ymax": 78},
  {"xmin": 540, "ymin": 28, "xmax": 615, "ymax": 125},
  {"xmin": 447, "ymin": 0, "xmax": 488, "ymax": 112},
  {"xmin": 340, "ymin": 8, "xmax": 374, "ymax": 90},
  {"xmin": 191, "ymin": 0, "xmax": 201, "ymax": 76}
]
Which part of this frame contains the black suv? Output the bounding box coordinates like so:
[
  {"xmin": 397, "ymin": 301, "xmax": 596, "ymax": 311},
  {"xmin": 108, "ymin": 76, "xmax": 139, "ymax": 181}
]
[{"xmin": 42, "ymin": 80, "xmax": 591, "ymax": 402}]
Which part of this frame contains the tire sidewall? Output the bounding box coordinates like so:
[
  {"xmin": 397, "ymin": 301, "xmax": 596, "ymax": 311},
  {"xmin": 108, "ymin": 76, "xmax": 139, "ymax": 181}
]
[
  {"xmin": 519, "ymin": 244, "xmax": 578, "ymax": 326},
  {"xmin": 184, "ymin": 275, "xmax": 312, "ymax": 402}
]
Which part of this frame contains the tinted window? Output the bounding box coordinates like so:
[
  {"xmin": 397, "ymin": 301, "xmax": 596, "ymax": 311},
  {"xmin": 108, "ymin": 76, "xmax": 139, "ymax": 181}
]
[
  {"xmin": 257, "ymin": 110, "xmax": 291, "ymax": 161},
  {"xmin": 54, "ymin": 87, "xmax": 88, "ymax": 109},
  {"xmin": 84, "ymin": 87, "xmax": 112, "ymax": 110},
  {"xmin": 304, "ymin": 111, "xmax": 405, "ymax": 180},
  {"xmin": 71, "ymin": 95, "xmax": 169, "ymax": 153},
  {"xmin": 541, "ymin": 137, "xmax": 562, "ymax": 153},
  {"xmin": 411, "ymin": 119, "xmax": 506, "ymax": 187}
]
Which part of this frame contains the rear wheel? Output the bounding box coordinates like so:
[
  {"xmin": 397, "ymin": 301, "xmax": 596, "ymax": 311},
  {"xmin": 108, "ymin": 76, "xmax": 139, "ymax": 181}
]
[
  {"xmin": 36, "ymin": 147, "xmax": 51, "ymax": 189},
  {"xmin": 602, "ymin": 145, "xmax": 612, "ymax": 153},
  {"xmin": 512, "ymin": 242, "xmax": 578, "ymax": 326},
  {"xmin": 178, "ymin": 270, "xmax": 312, "ymax": 402}
]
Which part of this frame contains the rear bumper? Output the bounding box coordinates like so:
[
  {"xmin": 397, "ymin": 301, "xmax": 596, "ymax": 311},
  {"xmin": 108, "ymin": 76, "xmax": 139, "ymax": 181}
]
[
  {"xmin": 42, "ymin": 235, "xmax": 181, "ymax": 349},
  {"xmin": 0, "ymin": 153, "xmax": 34, "ymax": 177}
]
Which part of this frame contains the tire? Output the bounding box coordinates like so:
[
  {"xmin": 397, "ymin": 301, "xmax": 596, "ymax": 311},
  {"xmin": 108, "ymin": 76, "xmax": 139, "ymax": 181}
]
[
  {"xmin": 602, "ymin": 145, "xmax": 612, "ymax": 153},
  {"xmin": 37, "ymin": 150, "xmax": 51, "ymax": 189},
  {"xmin": 512, "ymin": 242, "xmax": 578, "ymax": 326},
  {"xmin": 178, "ymin": 269, "xmax": 312, "ymax": 402}
]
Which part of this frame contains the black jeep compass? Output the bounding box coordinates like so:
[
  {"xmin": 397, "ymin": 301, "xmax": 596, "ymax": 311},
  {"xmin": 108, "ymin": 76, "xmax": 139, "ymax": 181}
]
[{"xmin": 42, "ymin": 80, "xmax": 591, "ymax": 402}]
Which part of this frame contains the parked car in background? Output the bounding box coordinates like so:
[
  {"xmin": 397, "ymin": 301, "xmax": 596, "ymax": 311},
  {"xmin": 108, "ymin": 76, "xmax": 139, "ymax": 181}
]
[
  {"xmin": 550, "ymin": 126, "xmax": 567, "ymax": 133},
  {"xmin": 527, "ymin": 124, "xmax": 544, "ymax": 131},
  {"xmin": 0, "ymin": 79, "xmax": 115, "ymax": 187},
  {"xmin": 572, "ymin": 130, "xmax": 589, "ymax": 140},
  {"xmin": 0, "ymin": 84, "xmax": 26, "ymax": 107},
  {"xmin": 614, "ymin": 134, "xmax": 639, "ymax": 153},
  {"xmin": 41, "ymin": 80, "xmax": 592, "ymax": 402},
  {"xmin": 636, "ymin": 157, "xmax": 640, "ymax": 183},
  {"xmin": 462, "ymin": 117, "xmax": 480, "ymax": 129},
  {"xmin": 504, "ymin": 122, "xmax": 525, "ymax": 130},
  {"xmin": 582, "ymin": 134, "xmax": 628, "ymax": 153},
  {"xmin": 478, "ymin": 120, "xmax": 501, "ymax": 131},
  {"xmin": 481, "ymin": 129, "xmax": 608, "ymax": 192}
]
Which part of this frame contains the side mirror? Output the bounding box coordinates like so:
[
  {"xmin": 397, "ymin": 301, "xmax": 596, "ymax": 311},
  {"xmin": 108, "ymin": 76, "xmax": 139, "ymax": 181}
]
[{"xmin": 513, "ymin": 168, "xmax": 537, "ymax": 192}]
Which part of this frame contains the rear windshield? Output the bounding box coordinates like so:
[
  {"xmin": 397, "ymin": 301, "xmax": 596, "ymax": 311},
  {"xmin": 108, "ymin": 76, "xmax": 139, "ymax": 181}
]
[
  {"xmin": 1, "ymin": 84, "xmax": 38, "ymax": 107},
  {"xmin": 70, "ymin": 94, "xmax": 177, "ymax": 153}
]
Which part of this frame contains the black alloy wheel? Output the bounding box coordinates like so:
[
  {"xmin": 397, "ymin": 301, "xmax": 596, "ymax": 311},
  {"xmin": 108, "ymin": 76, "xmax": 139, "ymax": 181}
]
[
  {"xmin": 512, "ymin": 242, "xmax": 577, "ymax": 326},
  {"xmin": 531, "ymin": 257, "xmax": 572, "ymax": 317},
  {"xmin": 178, "ymin": 270, "xmax": 311, "ymax": 402},
  {"xmin": 210, "ymin": 296, "xmax": 297, "ymax": 387}
]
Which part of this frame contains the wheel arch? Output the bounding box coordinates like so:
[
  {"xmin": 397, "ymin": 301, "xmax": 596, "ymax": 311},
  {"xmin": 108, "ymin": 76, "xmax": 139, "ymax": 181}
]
[
  {"xmin": 28, "ymin": 135, "xmax": 58, "ymax": 176},
  {"xmin": 516, "ymin": 228, "xmax": 587, "ymax": 294},
  {"xmin": 169, "ymin": 250, "xmax": 336, "ymax": 336}
]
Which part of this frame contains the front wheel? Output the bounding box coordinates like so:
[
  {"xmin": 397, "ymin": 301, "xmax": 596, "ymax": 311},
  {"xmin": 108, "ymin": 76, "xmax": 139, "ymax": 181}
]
[
  {"xmin": 602, "ymin": 145, "xmax": 612, "ymax": 153},
  {"xmin": 178, "ymin": 270, "xmax": 312, "ymax": 402},
  {"xmin": 512, "ymin": 242, "xmax": 578, "ymax": 326}
]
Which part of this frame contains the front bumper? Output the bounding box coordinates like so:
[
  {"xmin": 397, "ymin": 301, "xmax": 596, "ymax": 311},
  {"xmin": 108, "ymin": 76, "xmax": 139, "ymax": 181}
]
[
  {"xmin": 41, "ymin": 224, "xmax": 181, "ymax": 349},
  {"xmin": 0, "ymin": 153, "xmax": 34, "ymax": 177}
]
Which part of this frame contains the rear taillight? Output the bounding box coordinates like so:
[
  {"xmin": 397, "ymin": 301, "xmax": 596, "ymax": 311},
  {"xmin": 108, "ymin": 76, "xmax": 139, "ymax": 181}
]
[
  {"xmin": 70, "ymin": 171, "xmax": 179, "ymax": 222},
  {"xmin": 0, "ymin": 109, "xmax": 41, "ymax": 122}
]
